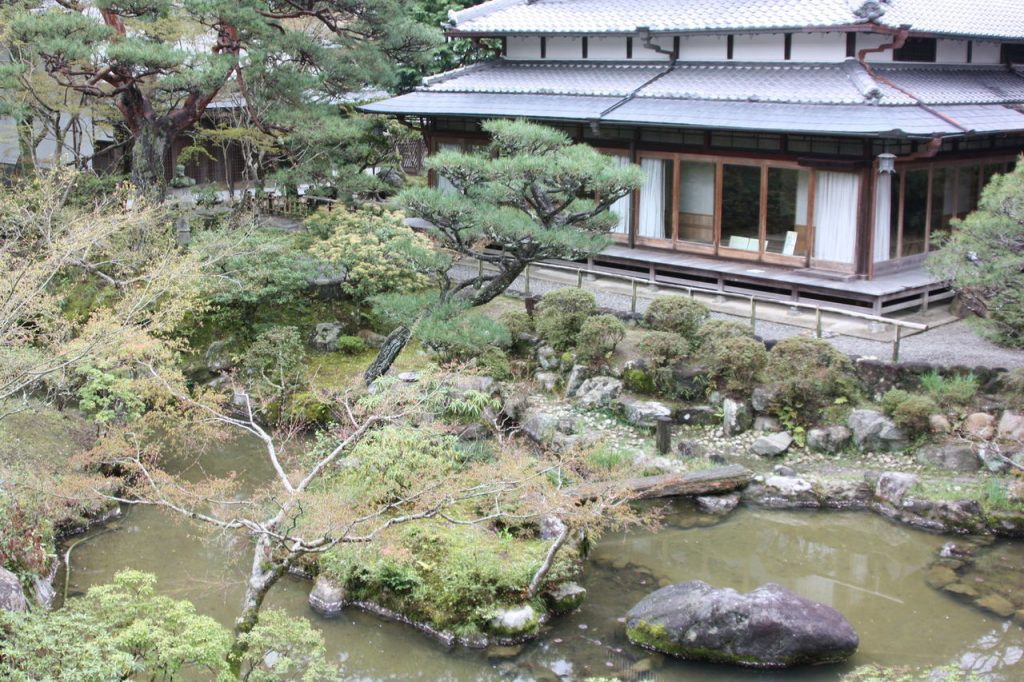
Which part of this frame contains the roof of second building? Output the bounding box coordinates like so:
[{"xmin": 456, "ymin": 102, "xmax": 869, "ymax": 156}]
[{"xmin": 449, "ymin": 0, "xmax": 1024, "ymax": 41}]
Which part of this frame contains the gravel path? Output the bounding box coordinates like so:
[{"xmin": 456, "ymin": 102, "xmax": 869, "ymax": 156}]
[{"xmin": 451, "ymin": 263, "xmax": 1024, "ymax": 370}]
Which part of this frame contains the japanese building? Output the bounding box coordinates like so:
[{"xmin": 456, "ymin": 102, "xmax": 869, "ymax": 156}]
[{"xmin": 364, "ymin": 0, "xmax": 1024, "ymax": 313}]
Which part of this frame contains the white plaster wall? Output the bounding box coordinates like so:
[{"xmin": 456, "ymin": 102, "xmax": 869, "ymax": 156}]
[
  {"xmin": 791, "ymin": 32, "xmax": 847, "ymax": 62},
  {"xmin": 732, "ymin": 33, "xmax": 785, "ymax": 61},
  {"xmin": 0, "ymin": 116, "xmax": 20, "ymax": 166},
  {"xmin": 936, "ymin": 39, "xmax": 968, "ymax": 63},
  {"xmin": 0, "ymin": 113, "xmax": 99, "ymax": 168},
  {"xmin": 506, "ymin": 35, "xmax": 541, "ymax": 60},
  {"xmin": 859, "ymin": 33, "xmax": 894, "ymax": 63},
  {"xmin": 677, "ymin": 34, "xmax": 728, "ymax": 61},
  {"xmin": 546, "ymin": 36, "xmax": 583, "ymax": 60},
  {"xmin": 587, "ymin": 36, "xmax": 628, "ymax": 60},
  {"xmin": 973, "ymin": 41, "xmax": 1002, "ymax": 64}
]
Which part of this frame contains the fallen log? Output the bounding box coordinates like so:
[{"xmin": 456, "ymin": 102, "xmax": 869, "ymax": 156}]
[{"xmin": 570, "ymin": 464, "xmax": 752, "ymax": 503}]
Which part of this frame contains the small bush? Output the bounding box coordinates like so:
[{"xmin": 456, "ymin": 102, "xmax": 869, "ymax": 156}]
[
  {"xmin": 475, "ymin": 347, "xmax": 512, "ymax": 381},
  {"xmin": 622, "ymin": 367, "xmax": 656, "ymax": 394},
  {"xmin": 534, "ymin": 288, "xmax": 597, "ymax": 350},
  {"xmin": 1002, "ymin": 367, "xmax": 1024, "ymax": 408},
  {"xmin": 498, "ymin": 310, "xmax": 534, "ymax": 338},
  {"xmin": 586, "ymin": 445, "xmax": 632, "ymax": 472},
  {"xmin": 575, "ymin": 315, "xmax": 626, "ymax": 365},
  {"xmin": 334, "ymin": 335, "xmax": 367, "ymax": 355},
  {"xmin": 919, "ymin": 371, "xmax": 979, "ymax": 409},
  {"xmin": 764, "ymin": 337, "xmax": 859, "ymax": 425},
  {"xmin": 881, "ymin": 387, "xmax": 939, "ymax": 436},
  {"xmin": 642, "ymin": 296, "xmax": 709, "ymax": 347},
  {"xmin": 705, "ymin": 336, "xmax": 768, "ymax": 395},
  {"xmin": 637, "ymin": 331, "xmax": 689, "ymax": 368},
  {"xmin": 694, "ymin": 319, "xmax": 754, "ymax": 352}
]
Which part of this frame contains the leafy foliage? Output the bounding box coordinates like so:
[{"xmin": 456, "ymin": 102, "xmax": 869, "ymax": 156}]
[
  {"xmin": 239, "ymin": 326, "xmax": 308, "ymax": 407},
  {"xmin": 881, "ymin": 389, "xmax": 938, "ymax": 436},
  {"xmin": 307, "ymin": 206, "xmax": 442, "ymax": 302},
  {"xmin": 694, "ymin": 319, "xmax": 754, "ymax": 352},
  {"xmin": 918, "ymin": 371, "xmax": 979, "ymax": 410},
  {"xmin": 642, "ymin": 296, "xmax": 710, "ymax": 349},
  {"xmin": 704, "ymin": 336, "xmax": 768, "ymax": 396},
  {"xmin": 534, "ymin": 288, "xmax": 598, "ymax": 351},
  {"xmin": 764, "ymin": 337, "xmax": 859, "ymax": 425},
  {"xmin": 927, "ymin": 161, "xmax": 1024, "ymax": 347},
  {"xmin": 637, "ymin": 331, "xmax": 690, "ymax": 368}
]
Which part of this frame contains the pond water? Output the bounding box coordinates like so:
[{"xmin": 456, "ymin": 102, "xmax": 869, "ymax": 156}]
[{"xmin": 62, "ymin": 437, "xmax": 1024, "ymax": 681}]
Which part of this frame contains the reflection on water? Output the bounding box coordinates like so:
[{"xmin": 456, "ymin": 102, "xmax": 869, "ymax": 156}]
[{"xmin": 63, "ymin": 438, "xmax": 1024, "ymax": 681}]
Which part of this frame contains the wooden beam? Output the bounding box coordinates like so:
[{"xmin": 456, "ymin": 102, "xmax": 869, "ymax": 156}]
[{"xmin": 570, "ymin": 464, "xmax": 752, "ymax": 502}]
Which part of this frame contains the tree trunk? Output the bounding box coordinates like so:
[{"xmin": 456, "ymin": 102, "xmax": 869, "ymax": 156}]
[
  {"xmin": 364, "ymin": 325, "xmax": 412, "ymax": 386},
  {"xmin": 227, "ymin": 536, "xmax": 288, "ymax": 675},
  {"xmin": 569, "ymin": 464, "xmax": 752, "ymax": 502},
  {"xmin": 466, "ymin": 263, "xmax": 526, "ymax": 307},
  {"xmin": 15, "ymin": 116, "xmax": 36, "ymax": 173},
  {"xmin": 130, "ymin": 118, "xmax": 173, "ymax": 201}
]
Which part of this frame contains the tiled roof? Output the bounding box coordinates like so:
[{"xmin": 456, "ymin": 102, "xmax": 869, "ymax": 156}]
[
  {"xmin": 450, "ymin": 0, "xmax": 1024, "ymax": 41},
  {"xmin": 874, "ymin": 65, "xmax": 1024, "ymax": 105},
  {"xmin": 415, "ymin": 60, "xmax": 1024, "ymax": 107},
  {"xmin": 362, "ymin": 91, "xmax": 1024, "ymax": 136}
]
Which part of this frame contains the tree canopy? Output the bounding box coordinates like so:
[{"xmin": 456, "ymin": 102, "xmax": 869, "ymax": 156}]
[{"xmin": 927, "ymin": 159, "xmax": 1024, "ymax": 347}]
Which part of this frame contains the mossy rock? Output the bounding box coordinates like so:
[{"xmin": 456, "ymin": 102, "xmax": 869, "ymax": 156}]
[
  {"xmin": 487, "ymin": 604, "xmax": 540, "ymax": 638},
  {"xmin": 544, "ymin": 582, "xmax": 586, "ymax": 614}
]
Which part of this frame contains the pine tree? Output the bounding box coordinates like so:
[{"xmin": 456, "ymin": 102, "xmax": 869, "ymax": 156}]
[
  {"xmin": 365, "ymin": 119, "xmax": 642, "ymax": 383},
  {"xmin": 6, "ymin": 0, "xmax": 438, "ymax": 198}
]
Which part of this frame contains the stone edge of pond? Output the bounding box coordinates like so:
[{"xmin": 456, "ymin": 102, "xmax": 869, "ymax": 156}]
[{"xmin": 741, "ymin": 470, "xmax": 1024, "ymax": 537}]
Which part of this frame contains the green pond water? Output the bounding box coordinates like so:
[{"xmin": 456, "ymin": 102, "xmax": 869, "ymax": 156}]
[{"xmin": 62, "ymin": 437, "xmax": 1024, "ymax": 681}]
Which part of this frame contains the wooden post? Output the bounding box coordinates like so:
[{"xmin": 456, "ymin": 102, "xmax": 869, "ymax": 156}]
[
  {"xmin": 892, "ymin": 325, "xmax": 902, "ymax": 363},
  {"xmin": 631, "ymin": 280, "xmax": 638, "ymax": 313},
  {"xmin": 576, "ymin": 268, "xmax": 583, "ymax": 288},
  {"xmin": 524, "ymin": 264, "xmax": 531, "ymax": 296},
  {"xmin": 750, "ymin": 298, "xmax": 757, "ymax": 333},
  {"xmin": 656, "ymin": 417, "xmax": 672, "ymax": 455},
  {"xmin": 815, "ymin": 307, "xmax": 823, "ymax": 339}
]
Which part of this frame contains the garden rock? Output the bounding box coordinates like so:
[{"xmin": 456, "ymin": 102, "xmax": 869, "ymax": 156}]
[
  {"xmin": 620, "ymin": 399, "xmax": 673, "ymax": 427},
  {"xmin": 452, "ymin": 374, "xmax": 496, "ymax": 396},
  {"xmin": 976, "ymin": 445, "xmax": 1010, "ymax": 474},
  {"xmin": 964, "ymin": 412, "xmax": 996, "ymax": 440},
  {"xmin": 545, "ymin": 582, "xmax": 587, "ymax": 614},
  {"xmin": 534, "ymin": 371, "xmax": 561, "ymax": 393},
  {"xmin": 915, "ymin": 443, "xmax": 980, "ymax": 473},
  {"xmin": 676, "ymin": 439, "xmax": 706, "ymax": 458},
  {"xmin": 574, "ymin": 377, "xmax": 623, "ymax": 409},
  {"xmin": 309, "ymin": 322, "xmax": 343, "ymax": 352},
  {"xmin": 536, "ymin": 345, "xmax": 559, "ymax": 371},
  {"xmin": 774, "ymin": 465, "xmax": 797, "ymax": 477},
  {"xmin": 0, "ymin": 568, "xmax": 27, "ymax": 613},
  {"xmin": 874, "ymin": 471, "xmax": 918, "ymax": 506},
  {"xmin": 357, "ymin": 329, "xmax": 386, "ymax": 348},
  {"xmin": 675, "ymin": 405, "xmax": 718, "ymax": 427},
  {"xmin": 204, "ymin": 338, "xmax": 234, "ymax": 373},
  {"xmin": 806, "ymin": 426, "xmax": 852, "ymax": 454},
  {"xmin": 753, "ymin": 416, "xmax": 781, "ymax": 432},
  {"xmin": 750, "ymin": 386, "xmax": 778, "ymax": 414},
  {"xmin": 997, "ymin": 411, "xmax": 1024, "ymax": 443},
  {"xmin": 722, "ymin": 398, "xmax": 753, "ymax": 436},
  {"xmin": 489, "ymin": 605, "xmax": 539, "ymax": 637},
  {"xmin": 695, "ymin": 492, "xmax": 740, "ymax": 516},
  {"xmin": 308, "ymin": 575, "xmax": 347, "ymax": 617},
  {"xmin": 848, "ymin": 409, "xmax": 909, "ymax": 452},
  {"xmin": 564, "ymin": 365, "xmax": 591, "ymax": 397},
  {"xmin": 929, "ymin": 415, "xmax": 952, "ymax": 434},
  {"xmin": 397, "ymin": 371, "xmax": 420, "ymax": 383},
  {"xmin": 625, "ymin": 581, "xmax": 858, "ymax": 668},
  {"xmin": 751, "ymin": 432, "xmax": 793, "ymax": 457}
]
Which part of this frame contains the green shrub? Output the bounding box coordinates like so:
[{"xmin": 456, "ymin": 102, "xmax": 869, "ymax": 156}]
[
  {"xmin": 333, "ymin": 335, "xmax": 367, "ymax": 355},
  {"xmin": 890, "ymin": 394, "xmax": 939, "ymax": 436},
  {"xmin": 476, "ymin": 347, "xmax": 512, "ymax": 381},
  {"xmin": 694, "ymin": 319, "xmax": 754, "ymax": 352},
  {"xmin": 498, "ymin": 310, "xmax": 534, "ymax": 338},
  {"xmin": 919, "ymin": 371, "xmax": 979, "ymax": 409},
  {"xmin": 586, "ymin": 445, "xmax": 632, "ymax": 472},
  {"xmin": 534, "ymin": 288, "xmax": 597, "ymax": 350},
  {"xmin": 240, "ymin": 325, "xmax": 308, "ymax": 406},
  {"xmin": 764, "ymin": 337, "xmax": 859, "ymax": 425},
  {"xmin": 575, "ymin": 314, "xmax": 626, "ymax": 365},
  {"xmin": 622, "ymin": 367, "xmax": 656, "ymax": 394},
  {"xmin": 1002, "ymin": 367, "xmax": 1024, "ymax": 408},
  {"xmin": 880, "ymin": 388, "xmax": 913, "ymax": 415},
  {"xmin": 705, "ymin": 336, "xmax": 768, "ymax": 395},
  {"xmin": 642, "ymin": 296, "xmax": 709, "ymax": 347},
  {"xmin": 637, "ymin": 331, "xmax": 690, "ymax": 368}
]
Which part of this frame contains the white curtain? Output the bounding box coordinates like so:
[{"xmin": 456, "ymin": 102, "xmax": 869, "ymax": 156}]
[
  {"xmin": 638, "ymin": 158, "xmax": 665, "ymax": 239},
  {"xmin": 679, "ymin": 161, "xmax": 715, "ymax": 215},
  {"xmin": 813, "ymin": 171, "xmax": 860, "ymax": 264},
  {"xmin": 436, "ymin": 143, "xmax": 460, "ymax": 193},
  {"xmin": 795, "ymin": 170, "xmax": 810, "ymax": 225},
  {"xmin": 873, "ymin": 172, "xmax": 892, "ymax": 264},
  {"xmin": 610, "ymin": 155, "xmax": 632, "ymax": 235}
]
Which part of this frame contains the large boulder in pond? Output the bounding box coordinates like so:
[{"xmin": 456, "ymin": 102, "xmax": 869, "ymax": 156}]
[
  {"xmin": 0, "ymin": 567, "xmax": 28, "ymax": 613},
  {"xmin": 625, "ymin": 581, "xmax": 858, "ymax": 669}
]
